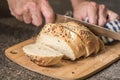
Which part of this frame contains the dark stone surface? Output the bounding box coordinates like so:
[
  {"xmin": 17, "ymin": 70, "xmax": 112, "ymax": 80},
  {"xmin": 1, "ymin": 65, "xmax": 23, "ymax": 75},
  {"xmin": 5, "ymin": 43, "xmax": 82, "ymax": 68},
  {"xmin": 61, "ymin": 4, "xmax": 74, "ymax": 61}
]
[
  {"xmin": 0, "ymin": 0, "xmax": 120, "ymax": 80},
  {"xmin": 0, "ymin": 0, "xmax": 11, "ymax": 18}
]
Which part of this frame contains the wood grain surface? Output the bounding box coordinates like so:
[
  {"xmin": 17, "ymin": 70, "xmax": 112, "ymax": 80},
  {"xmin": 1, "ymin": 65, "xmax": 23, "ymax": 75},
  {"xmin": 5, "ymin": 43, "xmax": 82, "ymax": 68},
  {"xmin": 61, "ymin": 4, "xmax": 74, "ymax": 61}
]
[{"xmin": 5, "ymin": 38, "xmax": 120, "ymax": 80}]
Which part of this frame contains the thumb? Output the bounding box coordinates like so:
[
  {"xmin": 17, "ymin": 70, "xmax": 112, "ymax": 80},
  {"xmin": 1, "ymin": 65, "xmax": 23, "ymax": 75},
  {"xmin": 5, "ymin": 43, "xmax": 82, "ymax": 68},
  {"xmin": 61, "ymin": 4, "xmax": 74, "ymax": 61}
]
[{"xmin": 107, "ymin": 10, "xmax": 119, "ymax": 22}]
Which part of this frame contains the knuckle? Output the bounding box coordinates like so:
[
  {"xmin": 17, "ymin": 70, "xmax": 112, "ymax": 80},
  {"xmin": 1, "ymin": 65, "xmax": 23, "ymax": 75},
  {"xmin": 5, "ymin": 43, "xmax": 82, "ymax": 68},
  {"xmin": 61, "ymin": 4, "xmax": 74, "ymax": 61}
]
[
  {"xmin": 102, "ymin": 19, "xmax": 107, "ymax": 24},
  {"xmin": 24, "ymin": 18, "xmax": 31, "ymax": 24},
  {"xmin": 33, "ymin": 21, "xmax": 42, "ymax": 26},
  {"xmin": 27, "ymin": 2, "xmax": 36, "ymax": 8},
  {"xmin": 115, "ymin": 14, "xmax": 119, "ymax": 18},
  {"xmin": 10, "ymin": 12, "xmax": 15, "ymax": 16},
  {"xmin": 25, "ymin": 21, "xmax": 31, "ymax": 24},
  {"xmin": 14, "ymin": 9, "xmax": 22, "ymax": 16},
  {"xmin": 90, "ymin": 20, "xmax": 96, "ymax": 24},
  {"xmin": 92, "ymin": 17, "xmax": 98, "ymax": 24},
  {"xmin": 100, "ymin": 4, "xmax": 106, "ymax": 9},
  {"xmin": 46, "ymin": 12, "xmax": 54, "ymax": 19},
  {"xmin": 99, "ymin": 18, "xmax": 107, "ymax": 26},
  {"xmin": 90, "ymin": 2, "xmax": 97, "ymax": 7},
  {"xmin": 74, "ymin": 16, "xmax": 81, "ymax": 20},
  {"xmin": 35, "ymin": 23, "xmax": 42, "ymax": 26}
]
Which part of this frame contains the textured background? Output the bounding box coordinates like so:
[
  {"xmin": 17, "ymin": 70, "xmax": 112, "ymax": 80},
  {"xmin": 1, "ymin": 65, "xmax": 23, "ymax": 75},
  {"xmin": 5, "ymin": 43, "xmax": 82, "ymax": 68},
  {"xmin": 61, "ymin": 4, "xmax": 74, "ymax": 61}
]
[{"xmin": 0, "ymin": 0, "xmax": 120, "ymax": 80}]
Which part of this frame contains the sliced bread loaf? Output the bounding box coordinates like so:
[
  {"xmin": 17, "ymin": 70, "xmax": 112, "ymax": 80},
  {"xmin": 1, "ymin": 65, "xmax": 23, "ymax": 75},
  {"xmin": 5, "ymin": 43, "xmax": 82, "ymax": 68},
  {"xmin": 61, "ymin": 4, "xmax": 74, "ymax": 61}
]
[
  {"xmin": 23, "ymin": 43, "xmax": 64, "ymax": 66},
  {"xmin": 23, "ymin": 21, "xmax": 105, "ymax": 66}
]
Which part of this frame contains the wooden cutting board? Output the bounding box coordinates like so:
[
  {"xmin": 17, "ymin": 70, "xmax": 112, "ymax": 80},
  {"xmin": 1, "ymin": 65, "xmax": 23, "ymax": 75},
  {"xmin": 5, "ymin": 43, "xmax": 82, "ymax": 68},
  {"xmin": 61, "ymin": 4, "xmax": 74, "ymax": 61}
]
[{"xmin": 5, "ymin": 38, "xmax": 120, "ymax": 80}]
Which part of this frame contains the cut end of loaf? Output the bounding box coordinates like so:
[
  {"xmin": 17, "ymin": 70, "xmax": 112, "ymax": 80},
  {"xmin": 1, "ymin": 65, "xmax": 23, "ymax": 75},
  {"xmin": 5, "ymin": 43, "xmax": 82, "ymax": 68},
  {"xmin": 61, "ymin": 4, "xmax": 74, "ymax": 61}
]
[
  {"xmin": 23, "ymin": 44, "xmax": 64, "ymax": 66},
  {"xmin": 38, "ymin": 34, "xmax": 76, "ymax": 60}
]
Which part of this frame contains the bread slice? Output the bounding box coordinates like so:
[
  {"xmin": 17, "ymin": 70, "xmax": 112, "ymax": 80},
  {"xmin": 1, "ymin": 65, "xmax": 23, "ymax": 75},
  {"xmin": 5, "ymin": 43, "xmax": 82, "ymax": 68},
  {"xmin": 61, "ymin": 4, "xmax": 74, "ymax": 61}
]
[
  {"xmin": 62, "ymin": 22, "xmax": 104, "ymax": 57},
  {"xmin": 36, "ymin": 23, "xmax": 86, "ymax": 60},
  {"xmin": 23, "ymin": 43, "xmax": 64, "ymax": 66}
]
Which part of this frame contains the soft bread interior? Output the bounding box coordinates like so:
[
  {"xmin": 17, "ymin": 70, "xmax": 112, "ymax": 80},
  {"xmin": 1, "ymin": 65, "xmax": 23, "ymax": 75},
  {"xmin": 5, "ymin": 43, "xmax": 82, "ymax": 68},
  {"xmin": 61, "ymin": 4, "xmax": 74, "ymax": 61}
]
[
  {"xmin": 37, "ymin": 34, "xmax": 76, "ymax": 60},
  {"xmin": 23, "ymin": 43, "xmax": 64, "ymax": 66},
  {"xmin": 23, "ymin": 43, "xmax": 63, "ymax": 57}
]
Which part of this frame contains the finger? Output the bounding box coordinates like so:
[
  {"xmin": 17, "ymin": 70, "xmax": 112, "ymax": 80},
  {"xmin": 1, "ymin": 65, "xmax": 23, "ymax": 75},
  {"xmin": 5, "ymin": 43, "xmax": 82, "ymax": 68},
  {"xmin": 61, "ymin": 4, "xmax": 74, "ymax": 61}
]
[
  {"xmin": 107, "ymin": 10, "xmax": 120, "ymax": 22},
  {"xmin": 27, "ymin": 2, "xmax": 42, "ymax": 26},
  {"xmin": 15, "ymin": 16, "xmax": 23, "ymax": 21},
  {"xmin": 10, "ymin": 9, "xmax": 23, "ymax": 21},
  {"xmin": 73, "ymin": 10, "xmax": 87, "ymax": 21},
  {"xmin": 72, "ymin": 2, "xmax": 88, "ymax": 21},
  {"xmin": 23, "ymin": 7, "xmax": 32, "ymax": 24},
  {"xmin": 74, "ymin": 14, "xmax": 83, "ymax": 21},
  {"xmin": 14, "ymin": 8, "xmax": 24, "ymax": 21},
  {"xmin": 40, "ymin": 0, "xmax": 55, "ymax": 23},
  {"xmin": 8, "ymin": 6, "xmax": 15, "ymax": 16},
  {"xmin": 7, "ymin": 0, "xmax": 23, "ymax": 21},
  {"xmin": 12, "ymin": 12, "xmax": 23, "ymax": 21},
  {"xmin": 7, "ymin": 1, "xmax": 16, "ymax": 17},
  {"xmin": 98, "ymin": 4, "xmax": 107, "ymax": 26},
  {"xmin": 88, "ymin": 2, "xmax": 98, "ymax": 24}
]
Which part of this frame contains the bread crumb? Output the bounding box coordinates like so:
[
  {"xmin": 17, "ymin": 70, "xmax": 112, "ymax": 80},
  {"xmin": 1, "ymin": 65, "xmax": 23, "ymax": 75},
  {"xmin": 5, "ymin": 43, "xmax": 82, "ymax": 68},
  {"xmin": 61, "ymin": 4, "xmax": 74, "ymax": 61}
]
[
  {"xmin": 72, "ymin": 71, "xmax": 75, "ymax": 74},
  {"xmin": 10, "ymin": 50, "xmax": 18, "ymax": 54}
]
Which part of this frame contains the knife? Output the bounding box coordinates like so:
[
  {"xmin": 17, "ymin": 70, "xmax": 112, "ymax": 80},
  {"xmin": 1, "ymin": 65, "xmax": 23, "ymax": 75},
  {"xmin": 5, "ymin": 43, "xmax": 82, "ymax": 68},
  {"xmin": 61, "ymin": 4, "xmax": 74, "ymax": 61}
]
[{"xmin": 55, "ymin": 14, "xmax": 120, "ymax": 41}]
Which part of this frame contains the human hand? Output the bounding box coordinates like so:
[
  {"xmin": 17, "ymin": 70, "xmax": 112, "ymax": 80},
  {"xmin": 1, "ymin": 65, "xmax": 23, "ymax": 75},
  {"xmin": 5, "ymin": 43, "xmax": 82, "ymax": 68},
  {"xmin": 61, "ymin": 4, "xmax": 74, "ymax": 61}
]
[
  {"xmin": 7, "ymin": 0, "xmax": 55, "ymax": 26},
  {"xmin": 72, "ymin": 1, "xmax": 119, "ymax": 26}
]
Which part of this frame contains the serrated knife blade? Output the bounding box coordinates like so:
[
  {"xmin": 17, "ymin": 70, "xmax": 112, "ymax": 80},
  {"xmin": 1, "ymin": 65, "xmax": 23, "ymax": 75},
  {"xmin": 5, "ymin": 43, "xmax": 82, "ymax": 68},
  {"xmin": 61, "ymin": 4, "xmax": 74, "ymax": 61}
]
[{"xmin": 55, "ymin": 14, "xmax": 120, "ymax": 41}]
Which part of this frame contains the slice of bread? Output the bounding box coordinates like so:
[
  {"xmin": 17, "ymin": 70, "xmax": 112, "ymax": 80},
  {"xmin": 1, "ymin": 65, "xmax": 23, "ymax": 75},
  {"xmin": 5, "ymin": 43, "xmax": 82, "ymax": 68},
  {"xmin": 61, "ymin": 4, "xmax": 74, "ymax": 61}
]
[
  {"xmin": 23, "ymin": 43, "xmax": 64, "ymax": 66},
  {"xmin": 62, "ymin": 22, "xmax": 104, "ymax": 57}
]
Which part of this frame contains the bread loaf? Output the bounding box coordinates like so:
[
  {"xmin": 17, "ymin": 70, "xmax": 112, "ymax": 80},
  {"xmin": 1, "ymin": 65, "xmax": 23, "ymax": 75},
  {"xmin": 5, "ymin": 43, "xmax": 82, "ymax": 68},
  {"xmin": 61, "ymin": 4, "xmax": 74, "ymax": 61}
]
[{"xmin": 23, "ymin": 21, "xmax": 105, "ymax": 66}]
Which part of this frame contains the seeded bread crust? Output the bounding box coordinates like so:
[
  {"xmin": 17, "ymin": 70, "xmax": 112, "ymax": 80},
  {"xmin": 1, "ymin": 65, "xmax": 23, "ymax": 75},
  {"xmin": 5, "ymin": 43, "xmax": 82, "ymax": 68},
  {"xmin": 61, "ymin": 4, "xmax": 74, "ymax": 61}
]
[
  {"xmin": 62, "ymin": 21, "xmax": 104, "ymax": 57},
  {"xmin": 26, "ymin": 54, "xmax": 63, "ymax": 66}
]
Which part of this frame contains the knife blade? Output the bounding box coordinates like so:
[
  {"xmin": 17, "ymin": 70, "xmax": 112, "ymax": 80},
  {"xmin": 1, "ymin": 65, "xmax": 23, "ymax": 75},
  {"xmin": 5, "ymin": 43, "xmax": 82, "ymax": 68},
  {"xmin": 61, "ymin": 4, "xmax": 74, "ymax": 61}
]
[{"xmin": 55, "ymin": 14, "xmax": 120, "ymax": 41}]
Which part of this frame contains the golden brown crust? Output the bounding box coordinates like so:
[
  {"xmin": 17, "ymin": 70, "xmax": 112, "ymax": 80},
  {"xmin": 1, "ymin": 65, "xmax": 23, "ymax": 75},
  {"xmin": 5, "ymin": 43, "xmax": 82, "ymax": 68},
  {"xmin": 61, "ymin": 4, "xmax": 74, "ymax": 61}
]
[
  {"xmin": 26, "ymin": 54, "xmax": 63, "ymax": 66},
  {"xmin": 62, "ymin": 21, "xmax": 104, "ymax": 57}
]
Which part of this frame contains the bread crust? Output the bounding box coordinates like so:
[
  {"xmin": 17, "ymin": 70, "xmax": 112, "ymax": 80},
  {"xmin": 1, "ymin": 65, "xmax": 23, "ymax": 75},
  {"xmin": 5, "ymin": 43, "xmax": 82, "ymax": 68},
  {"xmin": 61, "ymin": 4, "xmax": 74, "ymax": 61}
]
[
  {"xmin": 26, "ymin": 54, "xmax": 63, "ymax": 66},
  {"xmin": 62, "ymin": 21, "xmax": 104, "ymax": 57},
  {"xmin": 23, "ymin": 43, "xmax": 64, "ymax": 66}
]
